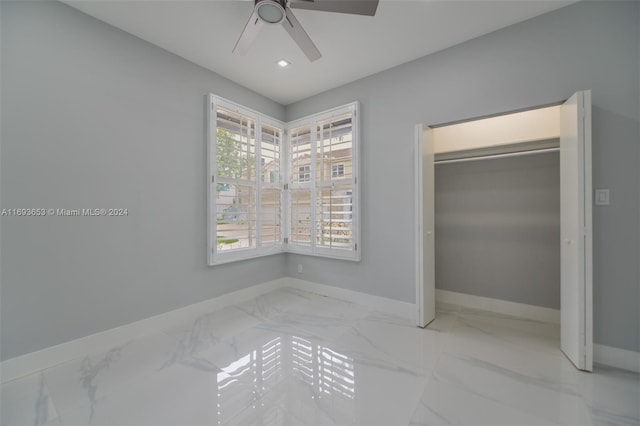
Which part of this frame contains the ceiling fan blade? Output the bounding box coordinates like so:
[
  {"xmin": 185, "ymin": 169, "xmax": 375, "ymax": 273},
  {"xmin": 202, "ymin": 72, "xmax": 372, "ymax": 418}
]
[
  {"xmin": 282, "ymin": 8, "xmax": 322, "ymax": 62},
  {"xmin": 289, "ymin": 0, "xmax": 379, "ymax": 16},
  {"xmin": 232, "ymin": 10, "xmax": 264, "ymax": 55}
]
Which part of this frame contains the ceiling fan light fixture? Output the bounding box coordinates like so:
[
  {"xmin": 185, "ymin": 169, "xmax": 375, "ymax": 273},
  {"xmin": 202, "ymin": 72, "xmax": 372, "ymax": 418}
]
[{"xmin": 256, "ymin": 1, "xmax": 286, "ymax": 24}]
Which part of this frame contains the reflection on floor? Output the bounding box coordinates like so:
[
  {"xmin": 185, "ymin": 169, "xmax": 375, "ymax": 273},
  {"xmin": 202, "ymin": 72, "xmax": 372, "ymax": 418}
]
[{"xmin": 2, "ymin": 288, "xmax": 639, "ymax": 425}]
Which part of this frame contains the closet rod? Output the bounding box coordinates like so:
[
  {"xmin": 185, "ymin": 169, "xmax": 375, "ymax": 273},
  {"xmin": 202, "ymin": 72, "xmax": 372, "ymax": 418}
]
[{"xmin": 434, "ymin": 147, "xmax": 559, "ymax": 165}]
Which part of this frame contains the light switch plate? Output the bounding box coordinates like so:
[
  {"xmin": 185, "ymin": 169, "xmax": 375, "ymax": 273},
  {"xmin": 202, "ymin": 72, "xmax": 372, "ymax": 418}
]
[{"xmin": 595, "ymin": 189, "xmax": 610, "ymax": 205}]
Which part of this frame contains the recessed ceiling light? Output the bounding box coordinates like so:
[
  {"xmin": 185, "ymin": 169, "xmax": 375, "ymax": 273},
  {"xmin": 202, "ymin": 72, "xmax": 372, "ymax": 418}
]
[{"xmin": 277, "ymin": 59, "xmax": 290, "ymax": 68}]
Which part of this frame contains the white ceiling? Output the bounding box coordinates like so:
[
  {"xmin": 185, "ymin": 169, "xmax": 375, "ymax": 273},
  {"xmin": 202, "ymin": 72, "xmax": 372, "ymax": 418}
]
[{"xmin": 62, "ymin": 0, "xmax": 577, "ymax": 105}]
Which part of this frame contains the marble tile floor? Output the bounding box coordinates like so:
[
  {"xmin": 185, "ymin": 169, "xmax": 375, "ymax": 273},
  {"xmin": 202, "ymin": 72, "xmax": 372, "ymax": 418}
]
[{"xmin": 2, "ymin": 288, "xmax": 639, "ymax": 426}]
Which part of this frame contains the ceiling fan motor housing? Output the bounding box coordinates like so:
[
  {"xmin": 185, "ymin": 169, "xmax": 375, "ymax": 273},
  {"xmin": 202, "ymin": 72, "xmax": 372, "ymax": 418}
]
[
  {"xmin": 255, "ymin": 0, "xmax": 287, "ymax": 24},
  {"xmin": 236, "ymin": 0, "xmax": 377, "ymax": 61}
]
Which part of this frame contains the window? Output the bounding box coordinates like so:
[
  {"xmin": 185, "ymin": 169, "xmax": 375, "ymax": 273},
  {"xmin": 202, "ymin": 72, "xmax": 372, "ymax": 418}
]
[
  {"xmin": 332, "ymin": 164, "xmax": 345, "ymax": 178},
  {"xmin": 208, "ymin": 95, "xmax": 359, "ymax": 264},
  {"xmin": 287, "ymin": 104, "xmax": 359, "ymax": 260},
  {"xmin": 209, "ymin": 96, "xmax": 284, "ymax": 264},
  {"xmin": 298, "ymin": 165, "xmax": 311, "ymax": 182}
]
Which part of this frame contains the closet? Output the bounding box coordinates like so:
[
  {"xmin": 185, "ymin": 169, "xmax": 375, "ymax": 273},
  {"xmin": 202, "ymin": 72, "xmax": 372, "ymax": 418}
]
[{"xmin": 415, "ymin": 91, "xmax": 593, "ymax": 371}]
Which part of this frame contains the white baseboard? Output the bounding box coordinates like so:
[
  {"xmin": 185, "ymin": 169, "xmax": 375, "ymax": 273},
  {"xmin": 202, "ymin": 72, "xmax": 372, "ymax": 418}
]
[
  {"xmin": 436, "ymin": 289, "xmax": 560, "ymax": 324},
  {"xmin": 289, "ymin": 277, "xmax": 415, "ymax": 319},
  {"xmin": 594, "ymin": 344, "xmax": 640, "ymax": 373},
  {"xmin": 0, "ymin": 278, "xmax": 289, "ymax": 384}
]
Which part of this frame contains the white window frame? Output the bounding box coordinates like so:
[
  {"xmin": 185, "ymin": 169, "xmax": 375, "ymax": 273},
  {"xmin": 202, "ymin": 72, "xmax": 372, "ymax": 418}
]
[
  {"xmin": 285, "ymin": 102, "xmax": 360, "ymax": 261},
  {"xmin": 208, "ymin": 95, "xmax": 360, "ymax": 264},
  {"xmin": 208, "ymin": 95, "xmax": 285, "ymax": 265}
]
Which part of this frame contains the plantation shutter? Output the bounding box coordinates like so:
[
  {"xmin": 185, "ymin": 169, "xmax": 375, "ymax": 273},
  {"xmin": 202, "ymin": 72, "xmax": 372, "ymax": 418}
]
[{"xmin": 286, "ymin": 103, "xmax": 359, "ymax": 260}]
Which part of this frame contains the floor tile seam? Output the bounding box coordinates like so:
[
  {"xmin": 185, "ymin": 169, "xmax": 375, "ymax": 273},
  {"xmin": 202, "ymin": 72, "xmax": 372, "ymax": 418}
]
[
  {"xmin": 287, "ymin": 294, "xmax": 375, "ymax": 318},
  {"xmin": 254, "ymin": 305, "xmax": 365, "ymax": 347},
  {"xmin": 584, "ymin": 401, "xmax": 640, "ymax": 425},
  {"xmin": 455, "ymin": 313, "xmax": 562, "ymax": 338},
  {"xmin": 0, "ymin": 372, "xmax": 60, "ymax": 426},
  {"xmin": 433, "ymin": 352, "xmax": 595, "ymax": 426},
  {"xmin": 42, "ymin": 346, "xmax": 201, "ymax": 422},
  {"xmin": 156, "ymin": 303, "xmax": 278, "ymax": 362},
  {"xmin": 54, "ymin": 409, "xmax": 79, "ymax": 426},
  {"xmin": 273, "ymin": 404, "xmax": 315, "ymax": 426},
  {"xmin": 25, "ymin": 370, "xmax": 64, "ymax": 426},
  {"xmin": 444, "ymin": 321, "xmax": 566, "ymax": 354},
  {"xmin": 43, "ymin": 389, "xmax": 109, "ymax": 425},
  {"xmin": 401, "ymin": 375, "xmax": 432, "ymax": 426},
  {"xmin": 37, "ymin": 330, "xmax": 179, "ymax": 385},
  {"xmin": 432, "ymin": 310, "xmax": 460, "ymax": 365},
  {"xmin": 291, "ymin": 290, "xmax": 380, "ymax": 320},
  {"xmin": 451, "ymin": 318, "xmax": 534, "ymax": 349},
  {"xmin": 348, "ymin": 312, "xmax": 447, "ymax": 378},
  {"xmin": 457, "ymin": 305, "xmax": 551, "ymax": 320},
  {"xmin": 46, "ymin": 414, "xmax": 64, "ymax": 426},
  {"xmin": 369, "ymin": 328, "xmax": 444, "ymax": 378},
  {"xmin": 257, "ymin": 327, "xmax": 358, "ymax": 366},
  {"xmin": 238, "ymin": 296, "xmax": 315, "ymax": 322},
  {"xmin": 451, "ymin": 318, "xmax": 561, "ymax": 340},
  {"xmin": 3, "ymin": 350, "xmax": 111, "ymax": 388},
  {"xmin": 408, "ymin": 397, "xmax": 456, "ymax": 426},
  {"xmin": 220, "ymin": 372, "xmax": 306, "ymax": 425},
  {"xmin": 159, "ymin": 327, "xmax": 244, "ymax": 364},
  {"xmin": 262, "ymin": 300, "xmax": 337, "ymax": 321},
  {"xmin": 43, "ymin": 380, "xmax": 127, "ymax": 421},
  {"xmin": 3, "ymin": 330, "xmax": 180, "ymax": 387},
  {"xmin": 322, "ymin": 321, "xmax": 434, "ymax": 378},
  {"xmin": 430, "ymin": 366, "xmax": 567, "ymax": 426},
  {"xmin": 247, "ymin": 289, "xmax": 380, "ymax": 327},
  {"xmin": 437, "ymin": 339, "xmax": 587, "ymax": 391},
  {"xmin": 49, "ymin": 349, "xmax": 246, "ymax": 425}
]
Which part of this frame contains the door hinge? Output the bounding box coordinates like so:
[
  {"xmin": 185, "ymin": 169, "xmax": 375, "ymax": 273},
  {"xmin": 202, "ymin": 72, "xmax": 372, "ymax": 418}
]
[
  {"xmin": 212, "ymin": 176, "xmax": 215, "ymax": 183},
  {"xmin": 284, "ymin": 237, "xmax": 289, "ymax": 244},
  {"xmin": 284, "ymin": 183, "xmax": 289, "ymax": 190},
  {"xmin": 355, "ymin": 243, "xmax": 357, "ymax": 251}
]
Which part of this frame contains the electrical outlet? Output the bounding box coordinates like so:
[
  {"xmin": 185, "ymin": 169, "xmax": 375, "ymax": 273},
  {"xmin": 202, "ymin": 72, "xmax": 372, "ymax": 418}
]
[
  {"xmin": 595, "ymin": 189, "xmax": 610, "ymax": 206},
  {"xmin": 297, "ymin": 264, "xmax": 303, "ymax": 273}
]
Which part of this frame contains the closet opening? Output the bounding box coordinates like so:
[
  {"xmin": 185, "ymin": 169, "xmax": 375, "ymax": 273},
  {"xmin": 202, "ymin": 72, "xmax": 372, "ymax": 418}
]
[{"xmin": 415, "ymin": 92, "xmax": 593, "ymax": 371}]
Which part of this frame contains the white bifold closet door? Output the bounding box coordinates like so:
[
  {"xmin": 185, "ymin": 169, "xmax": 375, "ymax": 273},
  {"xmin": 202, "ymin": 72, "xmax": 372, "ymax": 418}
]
[
  {"xmin": 560, "ymin": 91, "xmax": 593, "ymax": 372},
  {"xmin": 415, "ymin": 125, "xmax": 435, "ymax": 327},
  {"xmin": 415, "ymin": 91, "xmax": 593, "ymax": 372}
]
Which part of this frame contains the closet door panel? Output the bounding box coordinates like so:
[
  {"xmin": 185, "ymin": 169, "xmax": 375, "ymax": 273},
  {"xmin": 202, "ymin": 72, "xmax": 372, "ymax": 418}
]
[
  {"xmin": 416, "ymin": 125, "xmax": 435, "ymax": 327},
  {"xmin": 560, "ymin": 91, "xmax": 593, "ymax": 372}
]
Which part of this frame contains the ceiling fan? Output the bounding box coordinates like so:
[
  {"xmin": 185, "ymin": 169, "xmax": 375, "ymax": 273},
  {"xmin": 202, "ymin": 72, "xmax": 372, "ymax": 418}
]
[{"xmin": 233, "ymin": 0, "xmax": 379, "ymax": 62}]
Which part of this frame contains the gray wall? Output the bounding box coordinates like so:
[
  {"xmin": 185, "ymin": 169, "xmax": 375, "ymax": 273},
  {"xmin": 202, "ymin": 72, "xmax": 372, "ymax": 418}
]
[
  {"xmin": 286, "ymin": 1, "xmax": 640, "ymax": 352},
  {"xmin": 0, "ymin": 0, "xmax": 286, "ymax": 361},
  {"xmin": 1, "ymin": 0, "xmax": 638, "ymax": 360},
  {"xmin": 435, "ymin": 152, "xmax": 560, "ymax": 309}
]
